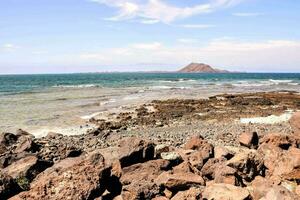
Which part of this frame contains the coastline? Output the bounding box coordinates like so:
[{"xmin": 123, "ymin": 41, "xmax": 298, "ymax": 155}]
[{"xmin": 1, "ymin": 91, "xmax": 300, "ymax": 199}]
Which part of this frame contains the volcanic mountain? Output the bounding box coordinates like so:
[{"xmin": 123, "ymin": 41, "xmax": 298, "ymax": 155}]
[{"xmin": 178, "ymin": 63, "xmax": 229, "ymax": 73}]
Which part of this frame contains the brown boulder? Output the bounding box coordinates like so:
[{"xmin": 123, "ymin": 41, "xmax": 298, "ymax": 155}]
[
  {"xmin": 202, "ymin": 183, "xmax": 250, "ymax": 200},
  {"xmin": 120, "ymin": 159, "xmax": 171, "ymax": 199},
  {"xmin": 156, "ymin": 172, "xmax": 205, "ymax": 192},
  {"xmin": 259, "ymin": 144, "xmax": 300, "ymax": 178},
  {"xmin": 260, "ymin": 185, "xmax": 299, "ymax": 200},
  {"xmin": 257, "ymin": 143, "xmax": 283, "ymax": 174},
  {"xmin": 260, "ymin": 133, "xmax": 299, "ymax": 150},
  {"xmin": 214, "ymin": 165, "xmax": 241, "ymax": 186},
  {"xmin": 272, "ymin": 147, "xmax": 300, "ymax": 178},
  {"xmin": 117, "ymin": 137, "xmax": 155, "ymax": 167},
  {"xmin": 201, "ymin": 158, "xmax": 227, "ymax": 181},
  {"xmin": 214, "ymin": 146, "xmax": 234, "ymax": 159},
  {"xmin": 239, "ymin": 132, "xmax": 259, "ymax": 149},
  {"xmin": 226, "ymin": 150, "xmax": 264, "ymax": 182},
  {"xmin": 3, "ymin": 155, "xmax": 52, "ymax": 189},
  {"xmin": 14, "ymin": 152, "xmax": 110, "ymax": 200},
  {"xmin": 172, "ymin": 161, "xmax": 198, "ymax": 174},
  {"xmin": 184, "ymin": 136, "xmax": 214, "ymax": 161},
  {"xmin": 248, "ymin": 176, "xmax": 277, "ymax": 200}
]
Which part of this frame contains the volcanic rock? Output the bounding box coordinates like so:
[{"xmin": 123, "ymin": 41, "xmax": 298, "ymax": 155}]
[
  {"xmin": 14, "ymin": 152, "xmax": 110, "ymax": 200},
  {"xmin": 184, "ymin": 136, "xmax": 214, "ymax": 161},
  {"xmin": 120, "ymin": 159, "xmax": 171, "ymax": 199},
  {"xmin": 226, "ymin": 150, "xmax": 264, "ymax": 182},
  {"xmin": 202, "ymin": 183, "xmax": 250, "ymax": 200},
  {"xmin": 156, "ymin": 171, "xmax": 205, "ymax": 192},
  {"xmin": 239, "ymin": 132, "xmax": 259, "ymax": 149}
]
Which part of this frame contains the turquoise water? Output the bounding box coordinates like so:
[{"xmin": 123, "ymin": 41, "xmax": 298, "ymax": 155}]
[{"xmin": 1, "ymin": 73, "xmax": 300, "ymax": 95}]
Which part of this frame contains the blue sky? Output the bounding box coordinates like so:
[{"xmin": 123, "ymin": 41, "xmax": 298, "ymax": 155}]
[{"xmin": 0, "ymin": 0, "xmax": 300, "ymax": 74}]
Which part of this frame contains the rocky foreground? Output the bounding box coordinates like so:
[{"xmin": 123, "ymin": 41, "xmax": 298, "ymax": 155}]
[{"xmin": 1, "ymin": 92, "xmax": 300, "ymax": 199}]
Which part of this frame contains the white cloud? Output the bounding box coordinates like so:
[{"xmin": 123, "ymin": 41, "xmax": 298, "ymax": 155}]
[
  {"xmin": 77, "ymin": 39, "xmax": 300, "ymax": 72},
  {"xmin": 181, "ymin": 24, "xmax": 216, "ymax": 29},
  {"xmin": 233, "ymin": 12, "xmax": 264, "ymax": 17},
  {"xmin": 91, "ymin": 0, "xmax": 244, "ymax": 23},
  {"xmin": 1, "ymin": 43, "xmax": 20, "ymax": 51},
  {"xmin": 140, "ymin": 19, "xmax": 160, "ymax": 24}
]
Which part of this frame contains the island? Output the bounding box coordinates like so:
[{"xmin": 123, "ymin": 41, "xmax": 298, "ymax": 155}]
[{"xmin": 178, "ymin": 62, "xmax": 230, "ymax": 73}]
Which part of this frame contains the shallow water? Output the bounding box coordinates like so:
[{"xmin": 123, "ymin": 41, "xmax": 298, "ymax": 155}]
[{"xmin": 1, "ymin": 73, "xmax": 300, "ymax": 136}]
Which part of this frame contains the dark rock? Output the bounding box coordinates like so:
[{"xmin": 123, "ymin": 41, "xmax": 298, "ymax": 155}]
[{"xmin": 0, "ymin": 174, "xmax": 22, "ymax": 200}]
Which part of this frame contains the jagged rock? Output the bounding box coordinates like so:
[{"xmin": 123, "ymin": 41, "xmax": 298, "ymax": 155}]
[
  {"xmin": 202, "ymin": 183, "xmax": 250, "ymax": 200},
  {"xmin": 201, "ymin": 158, "xmax": 227, "ymax": 181},
  {"xmin": 259, "ymin": 185, "xmax": 299, "ymax": 200},
  {"xmin": 226, "ymin": 149, "xmax": 264, "ymax": 182},
  {"xmin": 214, "ymin": 166, "xmax": 241, "ymax": 186},
  {"xmin": 247, "ymin": 176, "xmax": 277, "ymax": 200},
  {"xmin": 171, "ymin": 187, "xmax": 202, "ymax": 200},
  {"xmin": 2, "ymin": 155, "xmax": 52, "ymax": 189},
  {"xmin": 0, "ymin": 174, "xmax": 22, "ymax": 200},
  {"xmin": 214, "ymin": 146, "xmax": 234, "ymax": 159},
  {"xmin": 14, "ymin": 136, "xmax": 38, "ymax": 154},
  {"xmin": 260, "ymin": 133, "xmax": 299, "ymax": 150},
  {"xmin": 272, "ymin": 147, "xmax": 300, "ymax": 178},
  {"xmin": 97, "ymin": 137, "xmax": 155, "ymax": 173},
  {"xmin": 120, "ymin": 159, "xmax": 171, "ymax": 199},
  {"xmin": 0, "ymin": 133, "xmax": 18, "ymax": 154},
  {"xmin": 259, "ymin": 143, "xmax": 300, "ymax": 178},
  {"xmin": 184, "ymin": 136, "xmax": 214, "ymax": 161},
  {"xmin": 187, "ymin": 150, "xmax": 205, "ymax": 171},
  {"xmin": 156, "ymin": 172, "xmax": 205, "ymax": 192},
  {"xmin": 13, "ymin": 152, "xmax": 110, "ymax": 200},
  {"xmin": 257, "ymin": 143, "xmax": 283, "ymax": 174},
  {"xmin": 239, "ymin": 132, "xmax": 259, "ymax": 149},
  {"xmin": 117, "ymin": 137, "xmax": 155, "ymax": 167}
]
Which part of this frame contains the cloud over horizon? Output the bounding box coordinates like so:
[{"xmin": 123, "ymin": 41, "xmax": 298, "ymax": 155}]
[
  {"xmin": 91, "ymin": 0, "xmax": 244, "ymax": 23},
  {"xmin": 76, "ymin": 39, "xmax": 300, "ymax": 72}
]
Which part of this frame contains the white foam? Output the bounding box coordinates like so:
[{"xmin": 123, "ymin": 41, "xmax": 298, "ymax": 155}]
[
  {"xmin": 80, "ymin": 112, "xmax": 103, "ymax": 120},
  {"xmin": 240, "ymin": 111, "xmax": 293, "ymax": 124},
  {"xmin": 52, "ymin": 84, "xmax": 99, "ymax": 88}
]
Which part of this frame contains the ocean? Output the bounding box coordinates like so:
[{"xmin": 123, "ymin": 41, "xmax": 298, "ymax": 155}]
[
  {"xmin": 1, "ymin": 73, "xmax": 300, "ymax": 95},
  {"xmin": 1, "ymin": 72, "xmax": 300, "ymax": 137}
]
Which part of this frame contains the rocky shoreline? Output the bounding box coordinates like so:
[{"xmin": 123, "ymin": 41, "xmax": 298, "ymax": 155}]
[{"xmin": 1, "ymin": 92, "xmax": 300, "ymax": 199}]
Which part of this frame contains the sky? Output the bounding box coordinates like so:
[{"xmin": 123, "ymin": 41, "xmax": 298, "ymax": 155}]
[{"xmin": 0, "ymin": 0, "xmax": 300, "ymax": 74}]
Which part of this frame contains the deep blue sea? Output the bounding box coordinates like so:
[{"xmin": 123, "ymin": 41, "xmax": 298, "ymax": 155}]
[{"xmin": 1, "ymin": 73, "xmax": 300, "ymax": 95}]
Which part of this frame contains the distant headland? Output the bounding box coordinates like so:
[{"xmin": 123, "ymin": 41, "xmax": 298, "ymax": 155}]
[{"xmin": 178, "ymin": 63, "xmax": 230, "ymax": 73}]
